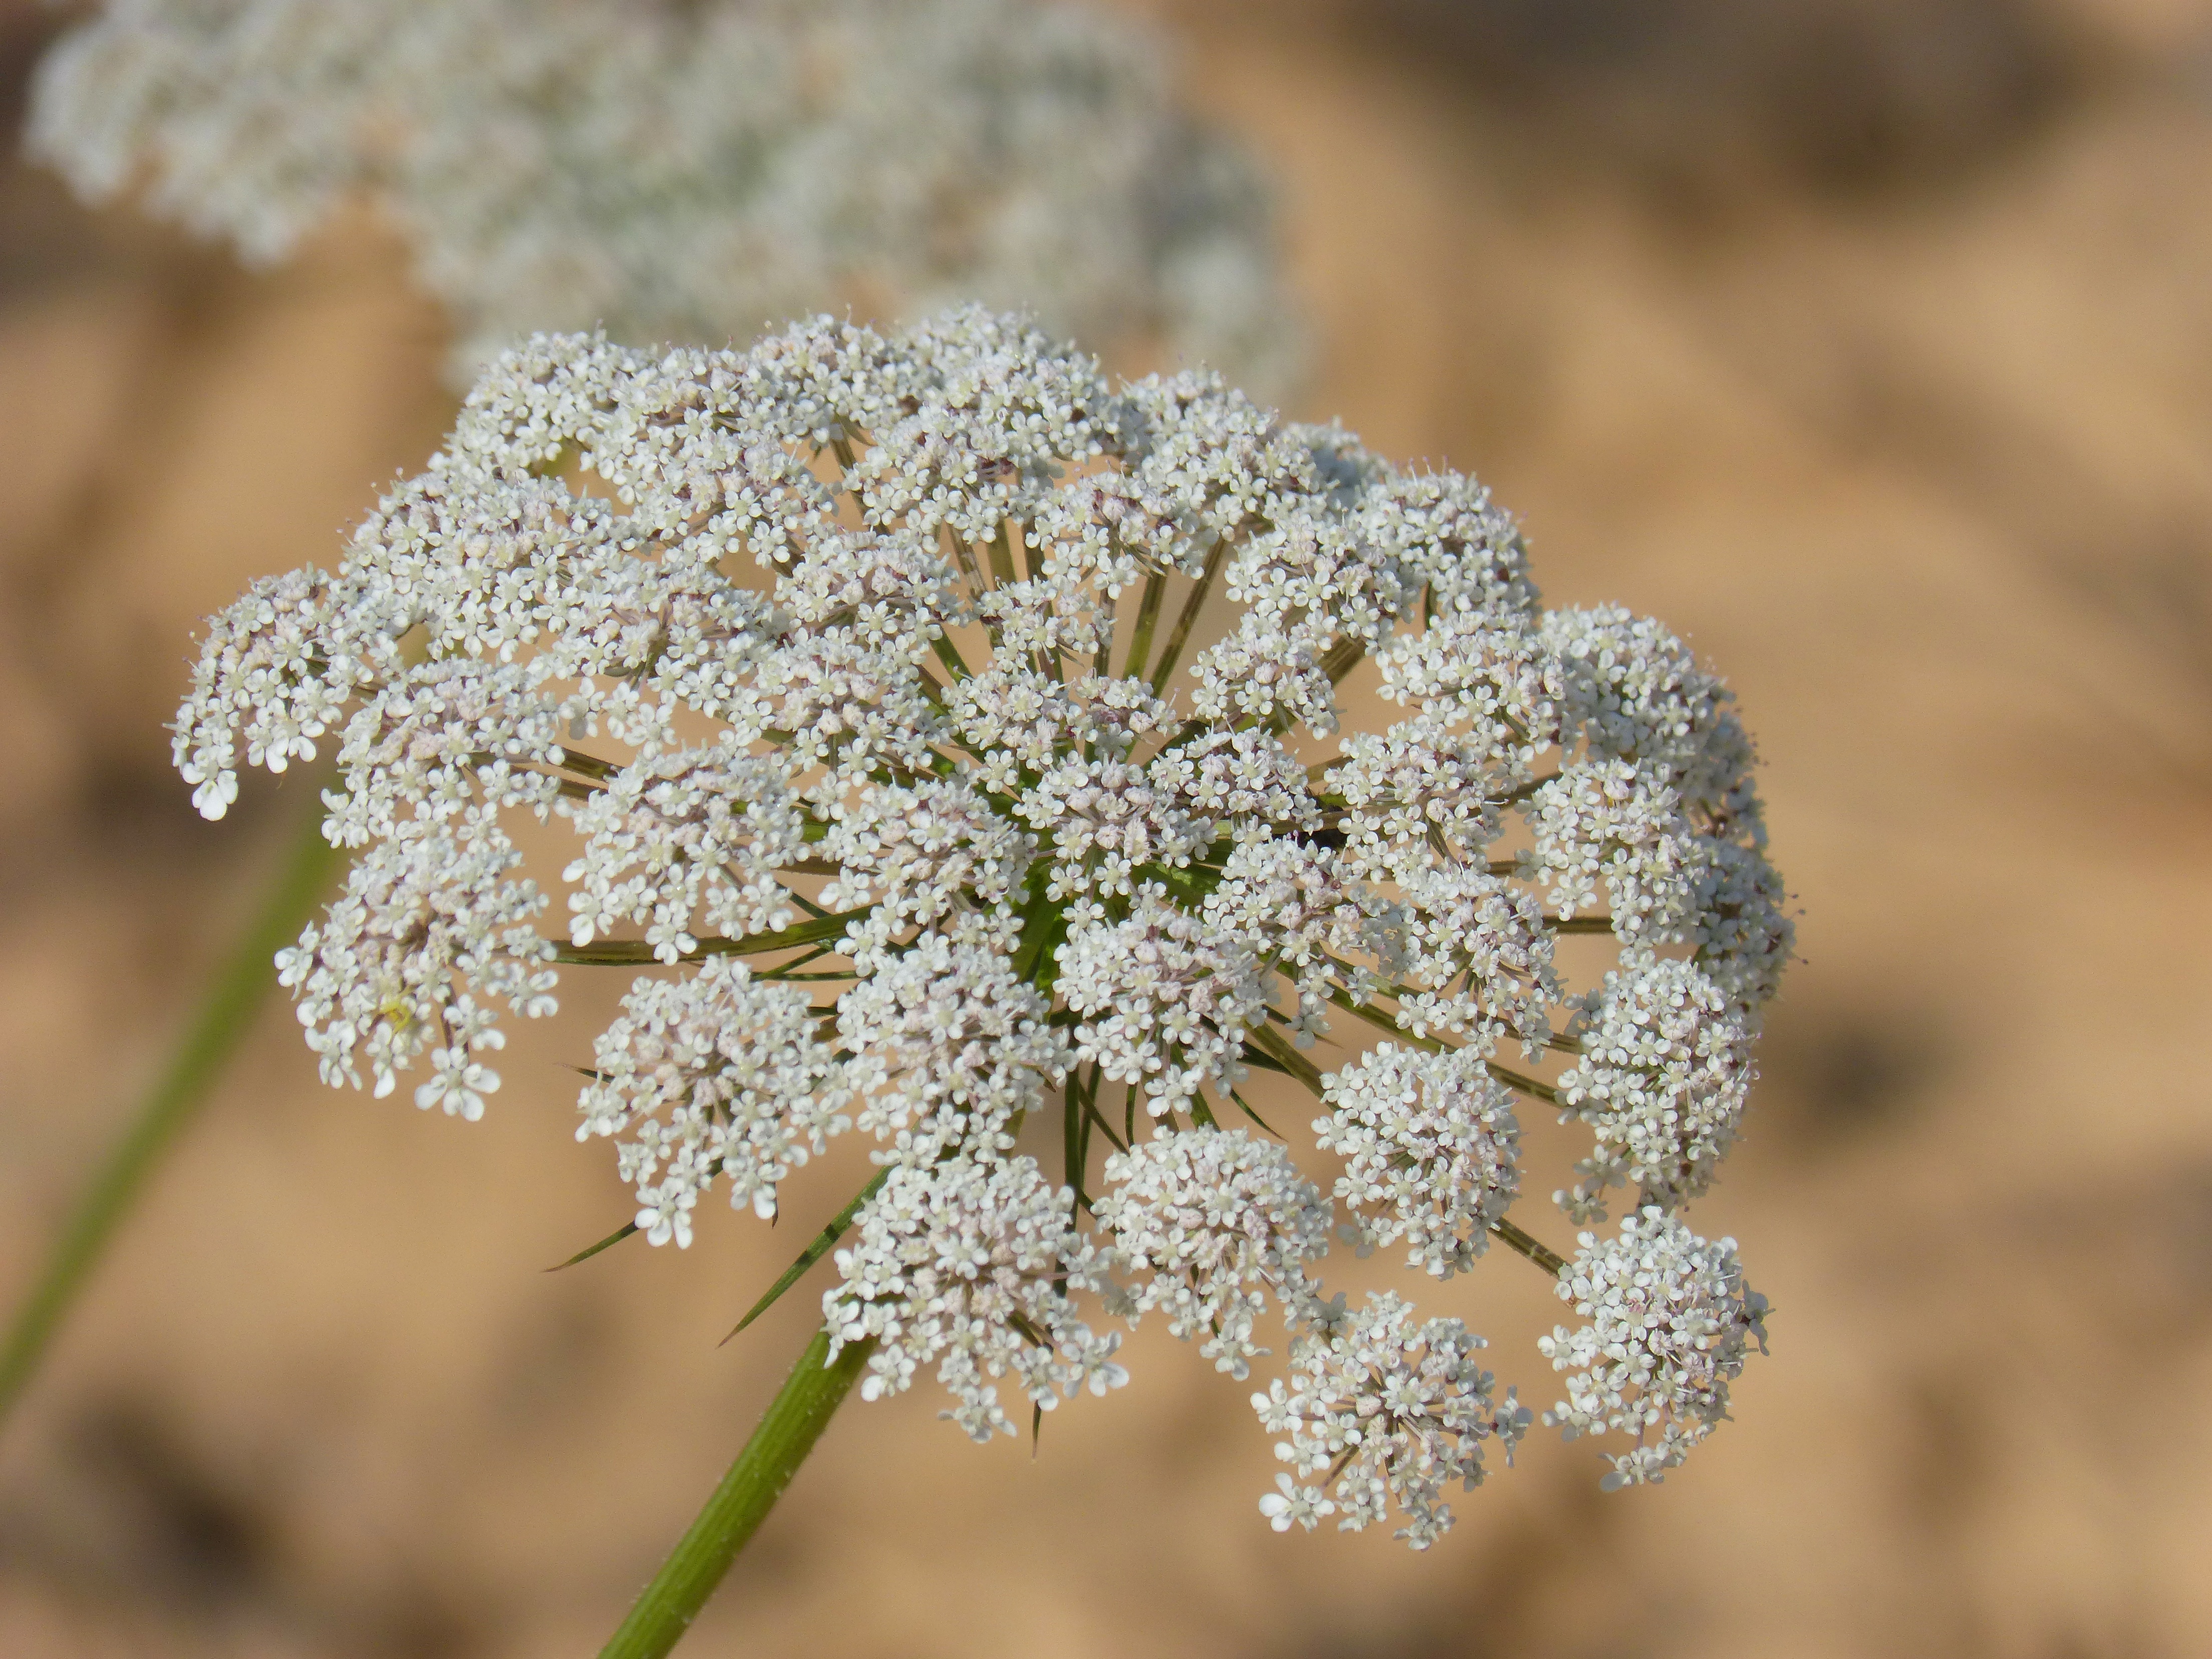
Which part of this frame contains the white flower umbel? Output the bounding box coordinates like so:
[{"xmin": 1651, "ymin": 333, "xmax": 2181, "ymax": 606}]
[
  {"xmin": 29, "ymin": 0, "xmax": 1301, "ymax": 390},
  {"xmin": 1094, "ymin": 1127, "xmax": 1332, "ymax": 1379},
  {"xmin": 824, "ymin": 1154, "xmax": 1124, "ymax": 1442},
  {"xmin": 835, "ymin": 934, "xmax": 1069, "ymax": 1163},
  {"xmin": 1254, "ymin": 1292, "xmax": 1529, "ymax": 1549},
  {"xmin": 1554, "ymin": 955, "xmax": 1752, "ymax": 1223},
  {"xmin": 1058, "ymin": 887, "xmax": 1269, "ymax": 1118},
  {"xmin": 1538, "ymin": 1209, "xmax": 1769, "ymax": 1490},
  {"xmin": 1316, "ymin": 1044, "xmax": 1519, "ymax": 1279},
  {"xmin": 580, "ymin": 959, "xmax": 848, "ymax": 1241},
  {"xmin": 177, "ymin": 306, "xmax": 1789, "ymax": 1535}
]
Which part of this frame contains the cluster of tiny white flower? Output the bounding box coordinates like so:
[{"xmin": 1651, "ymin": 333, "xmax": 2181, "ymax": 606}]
[
  {"xmin": 28, "ymin": 0, "xmax": 1301, "ymax": 391},
  {"xmin": 825, "ymin": 1154, "xmax": 1125, "ymax": 1441},
  {"xmin": 1316, "ymin": 1044, "xmax": 1520, "ymax": 1279},
  {"xmin": 1553, "ymin": 956, "xmax": 1752, "ymax": 1222},
  {"xmin": 1058, "ymin": 888, "xmax": 1269, "ymax": 1118},
  {"xmin": 1538, "ymin": 1208, "xmax": 1769, "ymax": 1489},
  {"xmin": 835, "ymin": 934, "xmax": 1068, "ymax": 1165},
  {"xmin": 1255, "ymin": 1292, "xmax": 1528, "ymax": 1549},
  {"xmin": 1093, "ymin": 1126, "xmax": 1332, "ymax": 1379},
  {"xmin": 175, "ymin": 306, "xmax": 1788, "ymax": 1538},
  {"xmin": 579, "ymin": 959, "xmax": 848, "ymax": 1243}
]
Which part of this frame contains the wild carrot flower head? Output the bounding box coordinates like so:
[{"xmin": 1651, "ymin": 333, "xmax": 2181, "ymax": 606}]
[
  {"xmin": 30, "ymin": 0, "xmax": 1300, "ymax": 389},
  {"xmin": 175, "ymin": 306, "xmax": 1788, "ymax": 1542}
]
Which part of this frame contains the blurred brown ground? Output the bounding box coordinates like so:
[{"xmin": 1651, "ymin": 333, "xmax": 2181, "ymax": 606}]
[{"xmin": 3, "ymin": 1, "xmax": 2210, "ymax": 1654}]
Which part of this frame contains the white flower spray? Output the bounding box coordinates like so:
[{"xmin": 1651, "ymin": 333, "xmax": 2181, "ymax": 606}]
[
  {"xmin": 175, "ymin": 307, "xmax": 1788, "ymax": 1546},
  {"xmin": 29, "ymin": 0, "xmax": 1301, "ymax": 391}
]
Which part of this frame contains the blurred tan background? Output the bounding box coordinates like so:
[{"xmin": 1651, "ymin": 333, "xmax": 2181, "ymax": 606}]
[{"xmin": 4, "ymin": 0, "xmax": 2211, "ymax": 1654}]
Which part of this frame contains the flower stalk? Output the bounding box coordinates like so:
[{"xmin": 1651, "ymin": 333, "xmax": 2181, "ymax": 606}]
[
  {"xmin": 599, "ymin": 1325, "xmax": 874, "ymax": 1659},
  {"xmin": 0, "ymin": 801, "xmax": 342, "ymax": 1428}
]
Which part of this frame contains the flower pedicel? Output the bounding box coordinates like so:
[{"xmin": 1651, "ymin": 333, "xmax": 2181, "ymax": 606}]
[{"xmin": 176, "ymin": 307, "xmax": 1785, "ymax": 1544}]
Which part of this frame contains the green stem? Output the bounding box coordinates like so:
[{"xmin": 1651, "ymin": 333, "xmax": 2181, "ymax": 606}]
[
  {"xmin": 0, "ymin": 803, "xmax": 345, "ymax": 1428},
  {"xmin": 1485, "ymin": 1058, "xmax": 1562, "ymax": 1109},
  {"xmin": 551, "ymin": 909, "xmax": 867, "ymax": 965},
  {"xmin": 1489, "ymin": 1217, "xmax": 1570, "ymax": 1277},
  {"xmin": 599, "ymin": 1325, "xmax": 873, "ymax": 1659},
  {"xmin": 1148, "ymin": 537, "xmax": 1231, "ymax": 693},
  {"xmin": 1121, "ymin": 569, "xmax": 1167, "ymax": 682},
  {"xmin": 1244, "ymin": 1022, "xmax": 1324, "ymax": 1093},
  {"xmin": 987, "ymin": 522, "xmax": 1020, "ymax": 589}
]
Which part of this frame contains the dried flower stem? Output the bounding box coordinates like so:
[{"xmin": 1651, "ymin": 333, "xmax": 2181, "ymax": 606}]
[
  {"xmin": 598, "ymin": 1325, "xmax": 874, "ymax": 1659},
  {"xmin": 0, "ymin": 800, "xmax": 343, "ymax": 1428}
]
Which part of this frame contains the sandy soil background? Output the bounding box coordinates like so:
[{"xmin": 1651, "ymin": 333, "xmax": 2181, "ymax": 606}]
[{"xmin": 3, "ymin": 1, "xmax": 2210, "ymax": 1654}]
